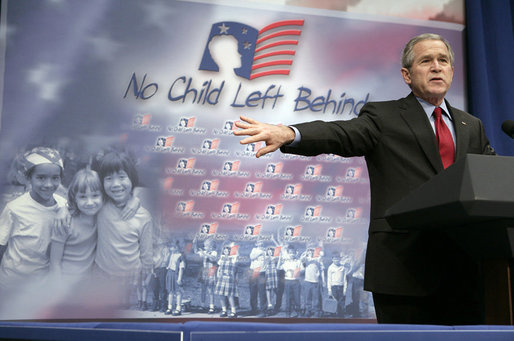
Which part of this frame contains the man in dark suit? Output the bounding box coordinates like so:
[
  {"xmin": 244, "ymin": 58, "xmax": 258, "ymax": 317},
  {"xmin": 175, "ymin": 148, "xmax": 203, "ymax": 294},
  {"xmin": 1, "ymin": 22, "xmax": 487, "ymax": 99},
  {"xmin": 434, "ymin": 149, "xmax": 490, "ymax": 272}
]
[{"xmin": 233, "ymin": 33, "xmax": 495, "ymax": 325}]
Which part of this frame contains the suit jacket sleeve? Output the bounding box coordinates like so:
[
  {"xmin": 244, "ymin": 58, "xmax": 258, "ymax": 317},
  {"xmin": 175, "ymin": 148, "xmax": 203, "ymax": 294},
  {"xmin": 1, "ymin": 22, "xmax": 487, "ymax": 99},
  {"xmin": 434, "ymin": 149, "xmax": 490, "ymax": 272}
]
[{"xmin": 280, "ymin": 107, "xmax": 382, "ymax": 158}]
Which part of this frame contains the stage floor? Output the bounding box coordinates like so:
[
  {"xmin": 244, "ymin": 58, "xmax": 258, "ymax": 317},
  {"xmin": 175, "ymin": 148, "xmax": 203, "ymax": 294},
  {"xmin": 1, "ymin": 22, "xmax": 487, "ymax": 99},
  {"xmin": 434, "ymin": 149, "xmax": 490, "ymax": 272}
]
[{"xmin": 1, "ymin": 320, "xmax": 514, "ymax": 341}]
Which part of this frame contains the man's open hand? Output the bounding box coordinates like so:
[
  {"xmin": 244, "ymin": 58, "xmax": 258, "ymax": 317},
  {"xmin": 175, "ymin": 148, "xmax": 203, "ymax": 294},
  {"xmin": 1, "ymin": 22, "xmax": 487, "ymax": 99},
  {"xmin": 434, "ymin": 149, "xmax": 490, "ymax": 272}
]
[{"xmin": 233, "ymin": 115, "xmax": 295, "ymax": 158}]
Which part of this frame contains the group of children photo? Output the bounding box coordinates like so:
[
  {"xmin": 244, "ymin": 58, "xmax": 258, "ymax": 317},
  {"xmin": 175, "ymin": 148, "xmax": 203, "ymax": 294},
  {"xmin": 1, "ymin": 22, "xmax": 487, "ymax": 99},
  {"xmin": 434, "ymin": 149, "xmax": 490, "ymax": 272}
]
[
  {"xmin": 0, "ymin": 145, "xmax": 153, "ymax": 317},
  {"xmin": 140, "ymin": 234, "xmax": 369, "ymax": 319}
]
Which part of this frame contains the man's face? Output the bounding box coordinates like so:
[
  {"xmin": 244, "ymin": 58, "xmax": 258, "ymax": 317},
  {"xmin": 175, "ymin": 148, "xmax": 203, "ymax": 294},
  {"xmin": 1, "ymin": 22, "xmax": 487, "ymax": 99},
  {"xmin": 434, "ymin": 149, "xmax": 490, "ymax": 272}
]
[{"xmin": 401, "ymin": 39, "xmax": 454, "ymax": 106}]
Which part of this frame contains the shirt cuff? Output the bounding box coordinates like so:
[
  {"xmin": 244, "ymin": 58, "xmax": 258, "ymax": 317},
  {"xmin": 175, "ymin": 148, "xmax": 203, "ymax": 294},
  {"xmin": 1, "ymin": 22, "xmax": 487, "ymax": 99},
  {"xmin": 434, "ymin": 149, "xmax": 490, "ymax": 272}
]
[{"xmin": 287, "ymin": 126, "xmax": 301, "ymax": 147}]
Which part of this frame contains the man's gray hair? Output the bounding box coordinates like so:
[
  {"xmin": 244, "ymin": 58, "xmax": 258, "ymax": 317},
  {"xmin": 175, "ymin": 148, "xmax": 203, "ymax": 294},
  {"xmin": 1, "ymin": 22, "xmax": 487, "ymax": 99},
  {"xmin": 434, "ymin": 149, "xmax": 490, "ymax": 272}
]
[{"xmin": 401, "ymin": 33, "xmax": 455, "ymax": 70}]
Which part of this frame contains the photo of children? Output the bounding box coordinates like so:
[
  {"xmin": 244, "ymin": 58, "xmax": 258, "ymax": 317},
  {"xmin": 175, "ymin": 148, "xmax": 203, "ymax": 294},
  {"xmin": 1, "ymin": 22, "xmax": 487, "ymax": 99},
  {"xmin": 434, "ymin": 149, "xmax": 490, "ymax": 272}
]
[{"xmin": 0, "ymin": 142, "xmax": 371, "ymax": 320}]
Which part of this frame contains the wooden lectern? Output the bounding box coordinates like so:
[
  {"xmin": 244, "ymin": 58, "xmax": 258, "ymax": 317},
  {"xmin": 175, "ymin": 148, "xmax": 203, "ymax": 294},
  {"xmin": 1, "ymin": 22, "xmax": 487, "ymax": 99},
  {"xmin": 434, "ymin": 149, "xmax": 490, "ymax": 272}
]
[{"xmin": 385, "ymin": 154, "xmax": 514, "ymax": 325}]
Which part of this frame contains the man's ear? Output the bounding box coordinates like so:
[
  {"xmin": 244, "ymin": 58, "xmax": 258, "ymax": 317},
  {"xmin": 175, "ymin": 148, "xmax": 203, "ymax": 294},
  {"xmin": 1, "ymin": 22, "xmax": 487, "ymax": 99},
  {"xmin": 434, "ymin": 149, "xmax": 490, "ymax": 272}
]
[{"xmin": 401, "ymin": 67, "xmax": 411, "ymax": 85}]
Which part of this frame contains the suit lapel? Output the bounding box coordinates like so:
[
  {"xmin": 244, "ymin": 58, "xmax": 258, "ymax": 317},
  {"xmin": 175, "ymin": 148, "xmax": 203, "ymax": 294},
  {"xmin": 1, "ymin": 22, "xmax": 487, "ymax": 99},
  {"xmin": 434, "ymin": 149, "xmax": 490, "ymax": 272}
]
[
  {"xmin": 399, "ymin": 93, "xmax": 443, "ymax": 172},
  {"xmin": 445, "ymin": 100, "xmax": 470, "ymax": 159}
]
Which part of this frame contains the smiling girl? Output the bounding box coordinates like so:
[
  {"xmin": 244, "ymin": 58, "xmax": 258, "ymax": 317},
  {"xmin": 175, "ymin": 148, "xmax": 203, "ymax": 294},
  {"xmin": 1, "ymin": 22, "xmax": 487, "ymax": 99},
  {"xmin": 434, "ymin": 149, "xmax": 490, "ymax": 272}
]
[
  {"xmin": 93, "ymin": 151, "xmax": 153, "ymax": 308},
  {"xmin": 0, "ymin": 147, "xmax": 66, "ymax": 291},
  {"xmin": 50, "ymin": 168, "xmax": 103, "ymax": 281}
]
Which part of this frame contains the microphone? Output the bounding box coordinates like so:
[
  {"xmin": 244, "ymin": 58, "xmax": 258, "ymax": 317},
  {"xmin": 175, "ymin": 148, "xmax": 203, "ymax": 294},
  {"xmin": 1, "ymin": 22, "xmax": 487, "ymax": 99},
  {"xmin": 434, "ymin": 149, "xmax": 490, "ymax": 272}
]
[{"xmin": 501, "ymin": 120, "xmax": 514, "ymax": 138}]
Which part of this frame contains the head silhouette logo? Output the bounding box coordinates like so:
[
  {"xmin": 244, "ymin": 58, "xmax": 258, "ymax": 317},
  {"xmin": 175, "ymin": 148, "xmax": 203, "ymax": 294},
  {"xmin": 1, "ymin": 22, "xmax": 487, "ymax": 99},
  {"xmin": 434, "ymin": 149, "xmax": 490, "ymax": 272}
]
[{"xmin": 199, "ymin": 20, "xmax": 304, "ymax": 80}]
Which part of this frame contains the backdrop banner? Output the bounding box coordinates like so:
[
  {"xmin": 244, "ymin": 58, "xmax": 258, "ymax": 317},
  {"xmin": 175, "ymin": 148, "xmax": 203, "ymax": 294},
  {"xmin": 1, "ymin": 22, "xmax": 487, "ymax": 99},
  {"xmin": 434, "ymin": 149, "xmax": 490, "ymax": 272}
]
[{"xmin": 0, "ymin": 0, "xmax": 464, "ymax": 320}]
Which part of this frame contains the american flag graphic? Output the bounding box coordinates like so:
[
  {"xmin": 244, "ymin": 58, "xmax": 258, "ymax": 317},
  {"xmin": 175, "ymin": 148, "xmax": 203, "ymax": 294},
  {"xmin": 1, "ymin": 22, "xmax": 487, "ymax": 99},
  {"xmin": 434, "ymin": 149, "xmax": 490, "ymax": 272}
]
[
  {"xmin": 286, "ymin": 225, "xmax": 302, "ymax": 237},
  {"xmin": 202, "ymin": 179, "xmax": 219, "ymax": 191},
  {"xmin": 251, "ymin": 19, "xmax": 304, "ymax": 79},
  {"xmin": 327, "ymin": 227, "xmax": 343, "ymax": 238},
  {"xmin": 229, "ymin": 245, "xmax": 239, "ymax": 256},
  {"xmin": 199, "ymin": 20, "xmax": 304, "ymax": 80},
  {"xmin": 327, "ymin": 186, "xmax": 344, "ymax": 197},
  {"xmin": 266, "ymin": 162, "xmax": 283, "ymax": 174},
  {"xmin": 252, "ymin": 224, "xmax": 261, "ymax": 235},
  {"xmin": 223, "ymin": 120, "xmax": 236, "ymax": 130},
  {"xmin": 305, "ymin": 205, "xmax": 322, "ymax": 217},
  {"xmin": 245, "ymin": 182, "xmax": 263, "ymax": 193},
  {"xmin": 346, "ymin": 207, "xmax": 363, "ymax": 218},
  {"xmin": 285, "ymin": 183, "xmax": 302, "ymax": 195},
  {"xmin": 179, "ymin": 117, "xmax": 196, "ymax": 127},
  {"xmin": 346, "ymin": 167, "xmax": 363, "ymax": 178},
  {"xmin": 305, "ymin": 164, "xmax": 322, "ymax": 176},
  {"xmin": 223, "ymin": 160, "xmax": 240, "ymax": 171},
  {"xmin": 141, "ymin": 114, "xmax": 151, "ymax": 125},
  {"xmin": 266, "ymin": 204, "xmax": 282, "ymax": 215},
  {"xmin": 201, "ymin": 222, "xmax": 218, "ymax": 234},
  {"xmin": 23, "ymin": 146, "xmax": 63, "ymax": 169},
  {"xmin": 165, "ymin": 136, "xmax": 174, "ymax": 147},
  {"xmin": 222, "ymin": 202, "xmax": 240, "ymax": 214},
  {"xmin": 209, "ymin": 223, "xmax": 218, "ymax": 234},
  {"xmin": 178, "ymin": 158, "xmax": 196, "ymax": 169},
  {"xmin": 246, "ymin": 141, "xmax": 264, "ymax": 152},
  {"xmin": 202, "ymin": 138, "xmax": 220, "ymax": 150},
  {"xmin": 334, "ymin": 227, "xmax": 343, "ymax": 238},
  {"xmin": 178, "ymin": 200, "xmax": 194, "ymax": 212}
]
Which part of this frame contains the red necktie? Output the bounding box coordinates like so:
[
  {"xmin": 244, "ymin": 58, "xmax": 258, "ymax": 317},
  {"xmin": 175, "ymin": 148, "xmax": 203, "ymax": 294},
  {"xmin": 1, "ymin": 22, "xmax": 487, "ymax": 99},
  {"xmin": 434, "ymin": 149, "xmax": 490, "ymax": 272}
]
[{"xmin": 433, "ymin": 107, "xmax": 455, "ymax": 169}]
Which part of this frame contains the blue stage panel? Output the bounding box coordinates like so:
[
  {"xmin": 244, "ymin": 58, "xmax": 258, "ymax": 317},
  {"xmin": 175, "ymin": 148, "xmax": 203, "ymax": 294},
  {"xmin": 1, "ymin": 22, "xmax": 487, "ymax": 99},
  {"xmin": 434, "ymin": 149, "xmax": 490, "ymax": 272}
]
[
  {"xmin": 189, "ymin": 329, "xmax": 514, "ymax": 341},
  {"xmin": 0, "ymin": 322, "xmax": 183, "ymax": 341}
]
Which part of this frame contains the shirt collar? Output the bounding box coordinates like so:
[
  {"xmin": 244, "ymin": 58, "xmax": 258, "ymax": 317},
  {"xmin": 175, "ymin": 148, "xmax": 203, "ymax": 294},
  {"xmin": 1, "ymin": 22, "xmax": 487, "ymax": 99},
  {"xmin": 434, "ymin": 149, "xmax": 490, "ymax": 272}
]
[{"xmin": 416, "ymin": 96, "xmax": 452, "ymax": 121}]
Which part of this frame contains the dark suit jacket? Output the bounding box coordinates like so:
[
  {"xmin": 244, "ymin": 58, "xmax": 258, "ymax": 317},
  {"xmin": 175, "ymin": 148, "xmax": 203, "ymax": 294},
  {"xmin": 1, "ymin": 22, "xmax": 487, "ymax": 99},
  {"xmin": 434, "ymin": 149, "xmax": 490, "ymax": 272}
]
[{"xmin": 281, "ymin": 93, "xmax": 494, "ymax": 296}]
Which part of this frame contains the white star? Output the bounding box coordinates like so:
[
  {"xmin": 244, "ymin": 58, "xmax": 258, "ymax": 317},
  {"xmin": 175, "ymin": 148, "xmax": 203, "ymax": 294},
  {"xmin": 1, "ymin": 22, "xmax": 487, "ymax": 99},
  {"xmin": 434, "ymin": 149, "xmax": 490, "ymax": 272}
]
[
  {"xmin": 243, "ymin": 41, "xmax": 252, "ymax": 49},
  {"xmin": 242, "ymin": 27, "xmax": 248, "ymax": 35},
  {"xmin": 218, "ymin": 23, "xmax": 229, "ymax": 34},
  {"xmin": 87, "ymin": 35, "xmax": 122, "ymax": 61},
  {"xmin": 27, "ymin": 63, "xmax": 65, "ymax": 102},
  {"xmin": 141, "ymin": 1, "xmax": 175, "ymax": 31}
]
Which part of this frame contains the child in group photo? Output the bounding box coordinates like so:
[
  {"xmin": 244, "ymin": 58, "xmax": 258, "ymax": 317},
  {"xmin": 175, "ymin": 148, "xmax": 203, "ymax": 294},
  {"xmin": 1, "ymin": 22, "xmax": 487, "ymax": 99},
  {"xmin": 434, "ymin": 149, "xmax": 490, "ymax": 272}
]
[
  {"xmin": 165, "ymin": 241, "xmax": 186, "ymax": 316},
  {"xmin": 327, "ymin": 251, "xmax": 352, "ymax": 317},
  {"xmin": 49, "ymin": 168, "xmax": 103, "ymax": 283},
  {"xmin": 248, "ymin": 240, "xmax": 267, "ymax": 317},
  {"xmin": 280, "ymin": 245, "xmax": 304, "ymax": 318},
  {"xmin": 301, "ymin": 246, "xmax": 325, "ymax": 318},
  {"xmin": 92, "ymin": 150, "xmax": 154, "ymax": 309},
  {"xmin": 150, "ymin": 238, "xmax": 170, "ymax": 312},
  {"xmin": 195, "ymin": 237, "xmax": 218, "ymax": 314},
  {"xmin": 0, "ymin": 147, "xmax": 67, "ymax": 293},
  {"xmin": 215, "ymin": 243, "xmax": 239, "ymax": 318},
  {"xmin": 264, "ymin": 246, "xmax": 279, "ymax": 315}
]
